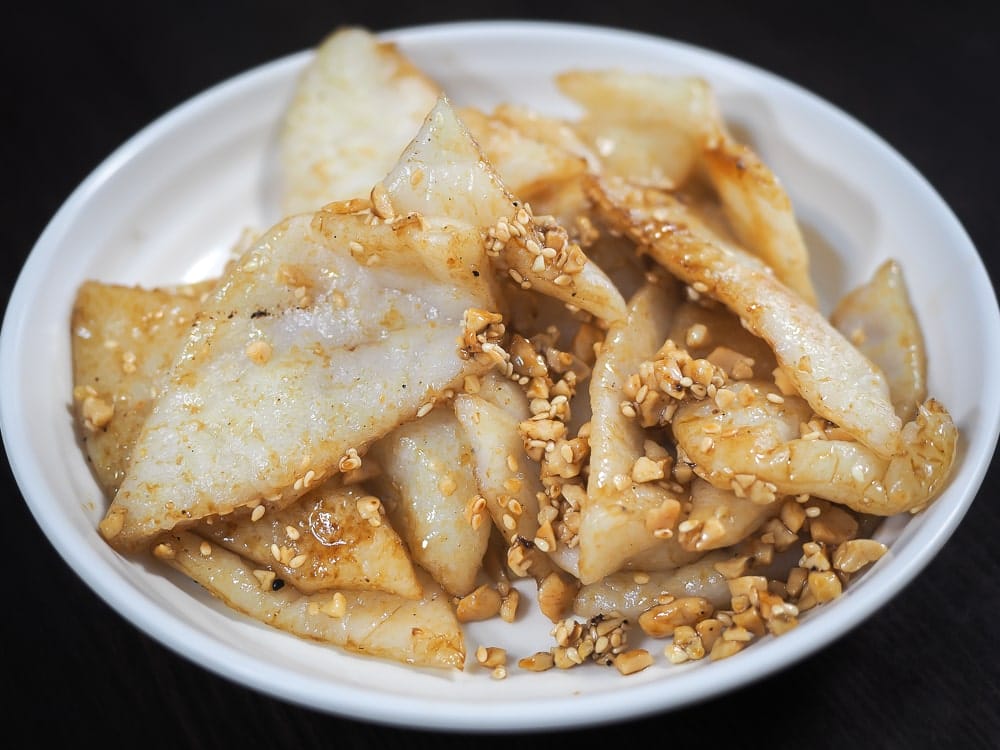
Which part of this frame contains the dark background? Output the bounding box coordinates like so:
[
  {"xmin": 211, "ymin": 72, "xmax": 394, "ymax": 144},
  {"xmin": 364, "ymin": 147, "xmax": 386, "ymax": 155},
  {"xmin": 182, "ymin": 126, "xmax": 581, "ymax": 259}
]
[{"xmin": 3, "ymin": 1, "xmax": 997, "ymax": 747}]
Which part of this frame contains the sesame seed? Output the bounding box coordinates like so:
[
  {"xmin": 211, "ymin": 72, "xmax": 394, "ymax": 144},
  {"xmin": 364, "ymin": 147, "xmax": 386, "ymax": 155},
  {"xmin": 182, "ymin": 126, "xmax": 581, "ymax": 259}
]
[
  {"xmin": 245, "ymin": 340, "xmax": 272, "ymax": 364},
  {"xmin": 321, "ymin": 592, "xmax": 347, "ymax": 618},
  {"xmin": 338, "ymin": 448, "xmax": 362, "ymax": 472},
  {"xmin": 152, "ymin": 542, "xmax": 175, "ymax": 560},
  {"xmin": 439, "ymin": 475, "xmax": 458, "ymax": 496},
  {"xmin": 416, "ymin": 402, "xmax": 434, "ymax": 418},
  {"xmin": 503, "ymin": 477, "xmax": 522, "ymax": 493},
  {"xmin": 251, "ymin": 505, "xmax": 266, "ymax": 522}
]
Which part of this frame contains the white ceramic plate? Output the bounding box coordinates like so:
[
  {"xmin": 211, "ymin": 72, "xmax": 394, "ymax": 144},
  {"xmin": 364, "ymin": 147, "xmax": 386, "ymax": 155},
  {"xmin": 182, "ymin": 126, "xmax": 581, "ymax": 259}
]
[{"xmin": 3, "ymin": 20, "xmax": 999, "ymax": 732}]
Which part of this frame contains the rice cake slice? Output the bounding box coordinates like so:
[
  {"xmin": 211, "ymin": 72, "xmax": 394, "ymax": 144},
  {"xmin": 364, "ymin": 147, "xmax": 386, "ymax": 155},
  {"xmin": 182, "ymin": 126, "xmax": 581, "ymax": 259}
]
[
  {"xmin": 101, "ymin": 100, "xmax": 510, "ymax": 553},
  {"xmin": 159, "ymin": 531, "xmax": 464, "ymax": 670},
  {"xmin": 278, "ymin": 26, "xmax": 441, "ymax": 215},
  {"xmin": 201, "ymin": 483, "xmax": 422, "ymax": 599},
  {"xmin": 71, "ymin": 280, "xmax": 214, "ymax": 496}
]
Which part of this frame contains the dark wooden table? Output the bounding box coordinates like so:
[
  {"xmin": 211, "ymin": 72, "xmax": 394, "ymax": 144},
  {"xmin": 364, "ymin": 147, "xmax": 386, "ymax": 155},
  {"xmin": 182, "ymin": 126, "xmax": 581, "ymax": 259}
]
[{"xmin": 4, "ymin": 2, "xmax": 997, "ymax": 747}]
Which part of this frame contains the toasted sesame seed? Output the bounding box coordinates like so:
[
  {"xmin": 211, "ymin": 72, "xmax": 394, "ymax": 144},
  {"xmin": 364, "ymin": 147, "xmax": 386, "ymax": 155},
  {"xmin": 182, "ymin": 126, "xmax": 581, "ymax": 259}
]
[
  {"xmin": 251, "ymin": 505, "xmax": 266, "ymax": 522},
  {"xmin": 338, "ymin": 448, "xmax": 362, "ymax": 472},
  {"xmin": 245, "ymin": 340, "xmax": 272, "ymax": 364},
  {"xmin": 321, "ymin": 592, "xmax": 347, "ymax": 618},
  {"xmin": 503, "ymin": 477, "xmax": 522, "ymax": 493},
  {"xmin": 81, "ymin": 395, "xmax": 114, "ymax": 431},
  {"xmin": 121, "ymin": 351, "xmax": 137, "ymax": 374},
  {"xmin": 370, "ymin": 183, "xmax": 394, "ymax": 219},
  {"xmin": 152, "ymin": 542, "xmax": 175, "ymax": 560}
]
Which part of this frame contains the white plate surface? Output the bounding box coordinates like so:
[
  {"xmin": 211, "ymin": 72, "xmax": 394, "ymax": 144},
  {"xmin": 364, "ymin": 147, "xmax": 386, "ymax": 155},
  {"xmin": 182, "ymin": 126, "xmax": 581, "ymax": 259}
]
[{"xmin": 3, "ymin": 20, "xmax": 999, "ymax": 732}]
